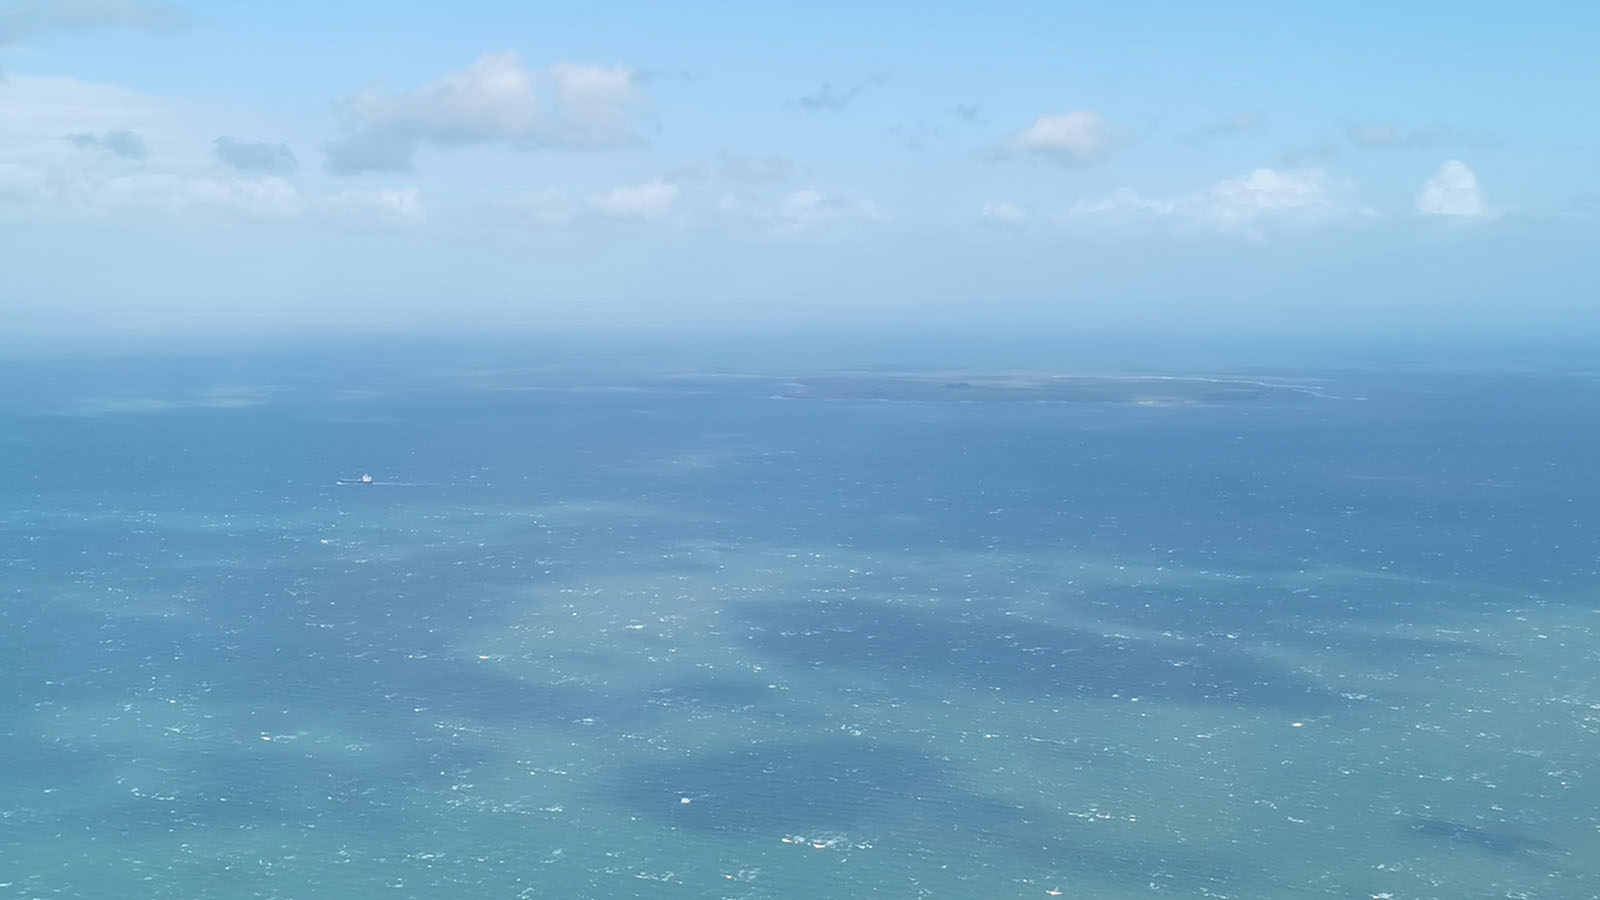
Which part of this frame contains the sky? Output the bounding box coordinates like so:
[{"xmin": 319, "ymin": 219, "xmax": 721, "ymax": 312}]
[{"xmin": 1, "ymin": 0, "xmax": 1596, "ymax": 336}]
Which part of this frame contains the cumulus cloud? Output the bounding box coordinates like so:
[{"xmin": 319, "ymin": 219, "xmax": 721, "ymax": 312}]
[
  {"xmin": 98, "ymin": 172, "xmax": 302, "ymax": 219},
  {"xmin": 0, "ymin": 161, "xmax": 303, "ymax": 220},
  {"xmin": 710, "ymin": 188, "xmax": 883, "ymax": 234},
  {"xmin": 213, "ymin": 136, "xmax": 297, "ymax": 174},
  {"xmin": 340, "ymin": 52, "xmax": 541, "ymax": 143},
  {"xmin": 0, "ymin": 0, "xmax": 187, "ymax": 47},
  {"xmin": 548, "ymin": 61, "xmax": 635, "ymax": 138},
  {"xmin": 1069, "ymin": 168, "xmax": 1365, "ymax": 235},
  {"xmin": 1416, "ymin": 159, "xmax": 1496, "ymax": 221},
  {"xmin": 664, "ymin": 154, "xmax": 802, "ymax": 187},
  {"xmin": 588, "ymin": 179, "xmax": 678, "ymax": 221},
  {"xmin": 0, "ymin": 151, "xmax": 416, "ymax": 228},
  {"xmin": 979, "ymin": 200, "xmax": 1027, "ymax": 227},
  {"xmin": 774, "ymin": 189, "xmax": 883, "ymax": 229},
  {"xmin": 1204, "ymin": 168, "xmax": 1344, "ymax": 227},
  {"xmin": 498, "ymin": 180, "xmax": 681, "ymax": 227},
  {"xmin": 324, "ymin": 52, "xmax": 643, "ymax": 174},
  {"xmin": 1068, "ymin": 189, "xmax": 1191, "ymax": 224},
  {"xmin": 325, "ymin": 186, "xmax": 426, "ymax": 225},
  {"xmin": 1002, "ymin": 111, "xmax": 1119, "ymax": 166},
  {"xmin": 65, "ymin": 128, "xmax": 146, "ymax": 159},
  {"xmin": 791, "ymin": 72, "xmax": 888, "ymax": 111}
]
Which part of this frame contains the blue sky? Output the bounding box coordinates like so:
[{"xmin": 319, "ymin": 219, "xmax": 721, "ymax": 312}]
[{"xmin": 1, "ymin": 1, "xmax": 1596, "ymax": 335}]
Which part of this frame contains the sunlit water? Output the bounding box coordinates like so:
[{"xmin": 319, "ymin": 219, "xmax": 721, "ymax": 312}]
[{"xmin": 3, "ymin": 343, "xmax": 1597, "ymax": 899}]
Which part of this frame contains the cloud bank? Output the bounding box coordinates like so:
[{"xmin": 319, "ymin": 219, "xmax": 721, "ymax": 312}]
[
  {"xmin": 325, "ymin": 186, "xmax": 425, "ymax": 225},
  {"xmin": 66, "ymin": 128, "xmax": 146, "ymax": 159},
  {"xmin": 325, "ymin": 52, "xmax": 643, "ymax": 174},
  {"xmin": 500, "ymin": 179, "xmax": 680, "ymax": 227},
  {"xmin": 1069, "ymin": 168, "xmax": 1364, "ymax": 234}
]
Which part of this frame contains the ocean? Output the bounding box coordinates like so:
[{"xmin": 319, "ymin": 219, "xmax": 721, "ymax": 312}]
[{"xmin": 2, "ymin": 336, "xmax": 1597, "ymax": 899}]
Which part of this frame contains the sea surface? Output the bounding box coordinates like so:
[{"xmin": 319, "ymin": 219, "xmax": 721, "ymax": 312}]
[{"xmin": 3, "ymin": 337, "xmax": 1598, "ymax": 899}]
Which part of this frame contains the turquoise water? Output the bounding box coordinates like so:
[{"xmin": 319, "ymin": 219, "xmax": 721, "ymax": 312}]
[{"xmin": 3, "ymin": 344, "xmax": 1598, "ymax": 899}]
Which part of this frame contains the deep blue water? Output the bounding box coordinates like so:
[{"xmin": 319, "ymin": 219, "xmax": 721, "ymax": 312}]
[{"xmin": 2, "ymin": 341, "xmax": 1598, "ymax": 898}]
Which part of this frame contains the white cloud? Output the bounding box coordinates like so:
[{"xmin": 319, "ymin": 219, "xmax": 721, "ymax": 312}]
[
  {"xmin": 1206, "ymin": 168, "xmax": 1339, "ymax": 227},
  {"xmin": 1416, "ymin": 160, "xmax": 1497, "ymax": 221},
  {"xmin": 979, "ymin": 200, "xmax": 1028, "ymax": 226},
  {"xmin": 0, "ymin": 74, "xmax": 300, "ymax": 190},
  {"xmin": 98, "ymin": 172, "xmax": 303, "ymax": 219},
  {"xmin": 326, "ymin": 52, "xmax": 643, "ymax": 174},
  {"xmin": 662, "ymin": 154, "xmax": 802, "ymax": 187},
  {"xmin": 0, "ymin": 75, "xmax": 308, "ymax": 221},
  {"xmin": 497, "ymin": 180, "xmax": 680, "ymax": 227},
  {"xmin": 588, "ymin": 179, "xmax": 678, "ymax": 221},
  {"xmin": 344, "ymin": 52, "xmax": 540, "ymax": 141},
  {"xmin": 710, "ymin": 188, "xmax": 884, "ymax": 234},
  {"xmin": 0, "ymin": 160, "xmax": 303, "ymax": 220},
  {"xmin": 0, "ymin": 74, "xmax": 183, "ymax": 168},
  {"xmin": 1004, "ymin": 111, "xmax": 1119, "ymax": 166},
  {"xmin": 0, "ymin": 161, "xmax": 49, "ymax": 202},
  {"xmin": 1069, "ymin": 188, "xmax": 1178, "ymax": 219},
  {"xmin": 549, "ymin": 62, "xmax": 636, "ymax": 140},
  {"xmin": 776, "ymin": 189, "xmax": 884, "ymax": 228},
  {"xmin": 780, "ymin": 189, "xmax": 824, "ymax": 220},
  {"xmin": 325, "ymin": 187, "xmax": 425, "ymax": 225},
  {"xmin": 1069, "ymin": 168, "xmax": 1365, "ymax": 234},
  {"xmin": 0, "ymin": 74, "xmax": 419, "ymax": 227}
]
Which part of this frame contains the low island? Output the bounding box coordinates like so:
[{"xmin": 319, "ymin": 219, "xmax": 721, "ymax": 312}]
[{"xmin": 783, "ymin": 373, "xmax": 1314, "ymax": 404}]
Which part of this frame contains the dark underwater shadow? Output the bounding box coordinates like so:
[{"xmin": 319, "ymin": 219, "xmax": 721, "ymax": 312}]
[
  {"xmin": 1406, "ymin": 819, "xmax": 1567, "ymax": 860},
  {"xmin": 1401, "ymin": 818, "xmax": 1594, "ymax": 883},
  {"xmin": 732, "ymin": 596, "xmax": 1340, "ymax": 713},
  {"xmin": 1060, "ymin": 582, "xmax": 1509, "ymax": 665},
  {"xmin": 0, "ymin": 544, "xmax": 770, "ymax": 845}
]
